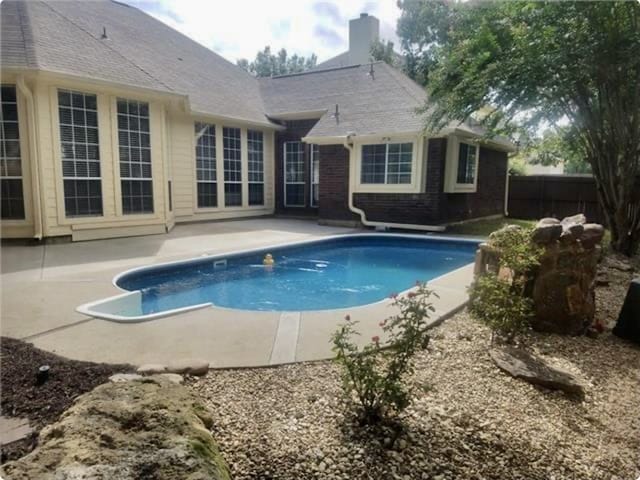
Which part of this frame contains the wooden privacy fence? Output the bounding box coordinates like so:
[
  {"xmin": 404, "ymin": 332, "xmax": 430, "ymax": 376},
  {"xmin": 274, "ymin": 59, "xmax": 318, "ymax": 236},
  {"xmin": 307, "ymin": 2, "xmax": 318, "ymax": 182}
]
[{"xmin": 508, "ymin": 174, "xmax": 605, "ymax": 223}]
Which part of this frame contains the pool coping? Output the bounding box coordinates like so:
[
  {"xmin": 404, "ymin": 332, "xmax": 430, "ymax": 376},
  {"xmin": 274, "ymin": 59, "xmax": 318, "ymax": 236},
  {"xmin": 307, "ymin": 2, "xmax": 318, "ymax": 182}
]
[{"xmin": 77, "ymin": 232, "xmax": 481, "ymax": 323}]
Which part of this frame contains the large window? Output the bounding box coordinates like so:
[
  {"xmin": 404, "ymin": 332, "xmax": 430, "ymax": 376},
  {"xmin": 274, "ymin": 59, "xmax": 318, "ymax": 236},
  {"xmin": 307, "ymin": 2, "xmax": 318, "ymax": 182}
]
[
  {"xmin": 58, "ymin": 89, "xmax": 103, "ymax": 217},
  {"xmin": 195, "ymin": 122, "xmax": 217, "ymax": 208},
  {"xmin": 1, "ymin": 85, "xmax": 25, "ymax": 220},
  {"xmin": 223, "ymin": 127, "xmax": 242, "ymax": 207},
  {"xmin": 247, "ymin": 130, "xmax": 264, "ymax": 206},
  {"xmin": 117, "ymin": 99, "xmax": 153, "ymax": 214},
  {"xmin": 310, "ymin": 144, "xmax": 319, "ymax": 207},
  {"xmin": 361, "ymin": 142, "xmax": 412, "ymax": 184},
  {"xmin": 457, "ymin": 142, "xmax": 477, "ymax": 185},
  {"xmin": 284, "ymin": 141, "xmax": 305, "ymax": 207}
]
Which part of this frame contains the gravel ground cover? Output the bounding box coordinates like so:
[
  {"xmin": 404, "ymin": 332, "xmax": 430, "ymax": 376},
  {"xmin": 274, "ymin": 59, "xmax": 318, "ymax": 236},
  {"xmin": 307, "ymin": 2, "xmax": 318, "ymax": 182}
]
[{"xmin": 189, "ymin": 257, "xmax": 640, "ymax": 480}]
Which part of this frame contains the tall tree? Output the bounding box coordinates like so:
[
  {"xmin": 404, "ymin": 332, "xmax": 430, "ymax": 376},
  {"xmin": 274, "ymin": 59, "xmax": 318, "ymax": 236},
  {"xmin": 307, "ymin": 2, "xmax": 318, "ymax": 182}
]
[
  {"xmin": 237, "ymin": 46, "xmax": 317, "ymax": 77},
  {"xmin": 398, "ymin": 0, "xmax": 640, "ymax": 255}
]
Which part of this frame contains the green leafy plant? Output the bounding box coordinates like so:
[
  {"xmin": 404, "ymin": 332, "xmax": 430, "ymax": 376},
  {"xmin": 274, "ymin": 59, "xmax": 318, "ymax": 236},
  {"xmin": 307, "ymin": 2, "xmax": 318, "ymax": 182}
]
[
  {"xmin": 469, "ymin": 226, "xmax": 543, "ymax": 343},
  {"xmin": 331, "ymin": 283, "xmax": 435, "ymax": 425}
]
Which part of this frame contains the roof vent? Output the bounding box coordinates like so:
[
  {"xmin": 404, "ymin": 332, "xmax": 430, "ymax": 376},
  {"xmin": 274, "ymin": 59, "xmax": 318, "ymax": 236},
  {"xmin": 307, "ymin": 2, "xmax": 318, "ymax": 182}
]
[
  {"xmin": 360, "ymin": 13, "xmax": 368, "ymax": 18},
  {"xmin": 101, "ymin": 27, "xmax": 108, "ymax": 39}
]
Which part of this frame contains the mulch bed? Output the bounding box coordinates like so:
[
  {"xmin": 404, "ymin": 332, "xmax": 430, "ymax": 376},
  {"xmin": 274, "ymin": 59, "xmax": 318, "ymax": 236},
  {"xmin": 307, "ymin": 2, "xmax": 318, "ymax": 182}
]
[{"xmin": 0, "ymin": 337, "xmax": 130, "ymax": 463}]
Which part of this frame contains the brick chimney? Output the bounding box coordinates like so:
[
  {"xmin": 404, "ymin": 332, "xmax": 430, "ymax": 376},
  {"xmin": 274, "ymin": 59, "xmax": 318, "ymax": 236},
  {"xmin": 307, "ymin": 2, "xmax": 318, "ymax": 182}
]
[{"xmin": 348, "ymin": 13, "xmax": 380, "ymax": 65}]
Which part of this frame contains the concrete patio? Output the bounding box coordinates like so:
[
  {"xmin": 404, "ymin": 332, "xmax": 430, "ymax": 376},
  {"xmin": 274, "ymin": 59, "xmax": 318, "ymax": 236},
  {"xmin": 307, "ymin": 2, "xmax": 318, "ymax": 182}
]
[{"xmin": 0, "ymin": 218, "xmax": 474, "ymax": 368}]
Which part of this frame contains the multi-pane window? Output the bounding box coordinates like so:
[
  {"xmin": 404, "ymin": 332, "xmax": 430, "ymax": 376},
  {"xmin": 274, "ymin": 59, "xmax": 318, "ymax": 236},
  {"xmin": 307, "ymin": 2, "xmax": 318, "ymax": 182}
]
[
  {"xmin": 361, "ymin": 143, "xmax": 412, "ymax": 184},
  {"xmin": 284, "ymin": 141, "xmax": 305, "ymax": 207},
  {"xmin": 1, "ymin": 85, "xmax": 24, "ymax": 219},
  {"xmin": 195, "ymin": 122, "xmax": 217, "ymax": 208},
  {"xmin": 223, "ymin": 127, "xmax": 242, "ymax": 207},
  {"xmin": 58, "ymin": 89, "xmax": 103, "ymax": 217},
  {"xmin": 457, "ymin": 142, "xmax": 477, "ymax": 184},
  {"xmin": 310, "ymin": 144, "xmax": 319, "ymax": 207},
  {"xmin": 247, "ymin": 130, "xmax": 264, "ymax": 206},
  {"xmin": 117, "ymin": 99, "xmax": 153, "ymax": 214}
]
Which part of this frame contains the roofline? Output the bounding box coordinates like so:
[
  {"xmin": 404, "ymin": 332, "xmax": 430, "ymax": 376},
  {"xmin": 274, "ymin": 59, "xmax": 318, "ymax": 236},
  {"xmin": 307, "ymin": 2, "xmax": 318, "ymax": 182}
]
[
  {"xmin": 266, "ymin": 109, "xmax": 327, "ymax": 121},
  {"xmin": 8, "ymin": 67, "xmax": 188, "ymax": 102},
  {"xmin": 264, "ymin": 62, "xmax": 379, "ymax": 80},
  {"xmin": 191, "ymin": 110, "xmax": 284, "ymax": 130},
  {"xmin": 302, "ymin": 130, "xmax": 423, "ymax": 144},
  {"xmin": 446, "ymin": 127, "xmax": 517, "ymax": 152}
]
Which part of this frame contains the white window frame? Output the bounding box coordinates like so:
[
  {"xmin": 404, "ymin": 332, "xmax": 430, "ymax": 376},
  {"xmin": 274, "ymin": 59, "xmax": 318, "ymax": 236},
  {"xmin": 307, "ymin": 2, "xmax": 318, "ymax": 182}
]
[
  {"xmin": 58, "ymin": 89, "xmax": 103, "ymax": 218},
  {"xmin": 0, "ymin": 84, "xmax": 25, "ymax": 220},
  {"xmin": 353, "ymin": 135, "xmax": 422, "ymax": 194},
  {"xmin": 223, "ymin": 126, "xmax": 242, "ymax": 207},
  {"xmin": 310, "ymin": 143, "xmax": 319, "ymax": 207},
  {"xmin": 247, "ymin": 129, "xmax": 264, "ymax": 206},
  {"xmin": 443, "ymin": 135, "xmax": 480, "ymax": 193},
  {"xmin": 117, "ymin": 98, "xmax": 154, "ymax": 215},
  {"xmin": 283, "ymin": 141, "xmax": 305, "ymax": 207},
  {"xmin": 195, "ymin": 122, "xmax": 217, "ymax": 209}
]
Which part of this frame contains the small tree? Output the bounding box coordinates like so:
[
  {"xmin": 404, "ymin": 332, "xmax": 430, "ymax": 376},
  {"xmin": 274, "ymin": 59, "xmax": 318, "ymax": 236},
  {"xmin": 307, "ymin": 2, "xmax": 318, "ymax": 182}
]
[
  {"xmin": 469, "ymin": 226, "xmax": 543, "ymax": 343},
  {"xmin": 331, "ymin": 283, "xmax": 435, "ymax": 425}
]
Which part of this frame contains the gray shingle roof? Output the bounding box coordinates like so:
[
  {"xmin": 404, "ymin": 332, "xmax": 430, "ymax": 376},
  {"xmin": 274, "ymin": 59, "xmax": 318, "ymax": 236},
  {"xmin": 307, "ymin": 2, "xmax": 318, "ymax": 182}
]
[
  {"xmin": 260, "ymin": 62, "xmax": 429, "ymax": 137},
  {"xmin": 1, "ymin": 0, "xmax": 270, "ymax": 126},
  {"xmin": 1, "ymin": 0, "xmax": 514, "ymax": 149}
]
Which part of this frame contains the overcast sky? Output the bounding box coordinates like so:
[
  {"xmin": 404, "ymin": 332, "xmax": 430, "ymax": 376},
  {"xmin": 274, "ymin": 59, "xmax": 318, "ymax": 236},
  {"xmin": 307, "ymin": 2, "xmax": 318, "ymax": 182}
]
[{"xmin": 124, "ymin": 0, "xmax": 402, "ymax": 64}]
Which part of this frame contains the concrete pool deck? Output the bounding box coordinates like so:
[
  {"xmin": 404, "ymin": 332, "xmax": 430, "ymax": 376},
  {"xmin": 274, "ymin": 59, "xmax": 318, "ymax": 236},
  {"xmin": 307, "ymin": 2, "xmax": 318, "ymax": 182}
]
[{"xmin": 1, "ymin": 218, "xmax": 476, "ymax": 368}]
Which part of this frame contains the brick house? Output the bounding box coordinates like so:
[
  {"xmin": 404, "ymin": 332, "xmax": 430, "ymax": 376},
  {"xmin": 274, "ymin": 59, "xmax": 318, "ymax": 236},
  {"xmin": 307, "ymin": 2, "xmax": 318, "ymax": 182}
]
[{"xmin": 0, "ymin": 1, "xmax": 514, "ymax": 241}]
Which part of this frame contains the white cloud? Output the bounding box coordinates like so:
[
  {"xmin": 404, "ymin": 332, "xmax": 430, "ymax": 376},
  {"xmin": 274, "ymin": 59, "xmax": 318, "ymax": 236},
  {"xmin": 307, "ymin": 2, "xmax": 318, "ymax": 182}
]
[{"xmin": 125, "ymin": 0, "xmax": 402, "ymax": 63}]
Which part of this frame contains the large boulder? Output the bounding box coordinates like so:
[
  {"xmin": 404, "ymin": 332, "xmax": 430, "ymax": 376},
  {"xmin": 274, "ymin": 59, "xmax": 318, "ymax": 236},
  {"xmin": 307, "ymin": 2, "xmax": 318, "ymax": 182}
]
[
  {"xmin": 531, "ymin": 221, "xmax": 563, "ymax": 244},
  {"xmin": 1, "ymin": 376, "xmax": 230, "ymax": 480}
]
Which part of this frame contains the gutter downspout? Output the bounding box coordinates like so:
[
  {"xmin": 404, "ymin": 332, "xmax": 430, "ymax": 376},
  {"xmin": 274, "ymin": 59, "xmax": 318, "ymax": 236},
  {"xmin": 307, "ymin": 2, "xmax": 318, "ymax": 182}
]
[
  {"xmin": 343, "ymin": 136, "xmax": 446, "ymax": 232},
  {"xmin": 17, "ymin": 76, "xmax": 44, "ymax": 240},
  {"xmin": 504, "ymin": 171, "xmax": 510, "ymax": 217}
]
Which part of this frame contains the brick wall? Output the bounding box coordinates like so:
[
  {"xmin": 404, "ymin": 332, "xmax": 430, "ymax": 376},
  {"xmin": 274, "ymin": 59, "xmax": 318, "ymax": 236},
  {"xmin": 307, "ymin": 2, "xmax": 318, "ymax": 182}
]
[
  {"xmin": 443, "ymin": 146, "xmax": 508, "ymax": 221},
  {"xmin": 317, "ymin": 144, "xmax": 359, "ymax": 222},
  {"xmin": 316, "ymin": 137, "xmax": 508, "ymax": 225},
  {"xmin": 275, "ymin": 119, "xmax": 318, "ymax": 215},
  {"xmin": 353, "ymin": 138, "xmax": 446, "ymax": 223}
]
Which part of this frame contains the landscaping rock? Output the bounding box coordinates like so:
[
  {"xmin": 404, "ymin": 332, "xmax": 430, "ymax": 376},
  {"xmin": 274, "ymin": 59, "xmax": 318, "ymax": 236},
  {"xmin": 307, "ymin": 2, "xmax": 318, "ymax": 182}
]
[
  {"xmin": 167, "ymin": 358, "xmax": 210, "ymax": 376},
  {"xmin": 158, "ymin": 373, "xmax": 184, "ymax": 384},
  {"xmin": 531, "ymin": 222, "xmax": 562, "ymax": 244},
  {"xmin": 1, "ymin": 375, "xmax": 230, "ymax": 480},
  {"xmin": 108, "ymin": 373, "xmax": 143, "ymax": 383},
  {"xmin": 560, "ymin": 213, "xmax": 586, "ymax": 227},
  {"xmin": 136, "ymin": 363, "xmax": 167, "ymax": 374},
  {"xmin": 489, "ymin": 347, "xmax": 585, "ymax": 396},
  {"xmin": 538, "ymin": 217, "xmax": 561, "ymax": 226},
  {"xmin": 579, "ymin": 223, "xmax": 605, "ymax": 249}
]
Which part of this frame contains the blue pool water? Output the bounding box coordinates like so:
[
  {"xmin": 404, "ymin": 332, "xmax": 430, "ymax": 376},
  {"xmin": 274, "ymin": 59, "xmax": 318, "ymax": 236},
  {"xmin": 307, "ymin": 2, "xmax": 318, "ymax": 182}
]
[{"xmin": 116, "ymin": 235, "xmax": 477, "ymax": 313}]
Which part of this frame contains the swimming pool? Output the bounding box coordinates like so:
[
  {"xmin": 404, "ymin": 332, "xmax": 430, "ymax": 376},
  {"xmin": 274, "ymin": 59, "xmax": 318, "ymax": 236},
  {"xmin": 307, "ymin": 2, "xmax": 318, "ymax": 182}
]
[{"xmin": 113, "ymin": 234, "xmax": 477, "ymax": 315}]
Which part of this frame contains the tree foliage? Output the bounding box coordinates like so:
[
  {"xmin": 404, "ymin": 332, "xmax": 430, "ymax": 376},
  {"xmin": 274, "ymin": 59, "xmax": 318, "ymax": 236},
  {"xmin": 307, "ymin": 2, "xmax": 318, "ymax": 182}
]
[
  {"xmin": 370, "ymin": 40, "xmax": 403, "ymax": 69},
  {"xmin": 237, "ymin": 46, "xmax": 317, "ymax": 77},
  {"xmin": 514, "ymin": 128, "xmax": 592, "ymax": 174},
  {"xmin": 398, "ymin": 0, "xmax": 640, "ymax": 255}
]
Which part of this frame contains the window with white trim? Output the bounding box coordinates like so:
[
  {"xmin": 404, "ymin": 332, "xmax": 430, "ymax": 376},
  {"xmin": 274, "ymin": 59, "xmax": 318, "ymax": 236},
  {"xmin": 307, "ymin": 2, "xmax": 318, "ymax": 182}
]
[
  {"xmin": 284, "ymin": 141, "xmax": 305, "ymax": 207},
  {"xmin": 195, "ymin": 122, "xmax": 217, "ymax": 208},
  {"xmin": 361, "ymin": 143, "xmax": 412, "ymax": 184},
  {"xmin": 1, "ymin": 85, "xmax": 25, "ymax": 220},
  {"xmin": 223, "ymin": 127, "xmax": 242, "ymax": 207},
  {"xmin": 457, "ymin": 142, "xmax": 477, "ymax": 184},
  {"xmin": 247, "ymin": 130, "xmax": 264, "ymax": 206},
  {"xmin": 58, "ymin": 89, "xmax": 103, "ymax": 217},
  {"xmin": 310, "ymin": 144, "xmax": 319, "ymax": 207},
  {"xmin": 117, "ymin": 99, "xmax": 153, "ymax": 214}
]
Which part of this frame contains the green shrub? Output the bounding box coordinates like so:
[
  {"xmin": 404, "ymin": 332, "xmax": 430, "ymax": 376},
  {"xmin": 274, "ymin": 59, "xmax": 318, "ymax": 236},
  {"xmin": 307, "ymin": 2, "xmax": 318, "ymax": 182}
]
[
  {"xmin": 469, "ymin": 226, "xmax": 543, "ymax": 342},
  {"xmin": 331, "ymin": 283, "xmax": 435, "ymax": 424}
]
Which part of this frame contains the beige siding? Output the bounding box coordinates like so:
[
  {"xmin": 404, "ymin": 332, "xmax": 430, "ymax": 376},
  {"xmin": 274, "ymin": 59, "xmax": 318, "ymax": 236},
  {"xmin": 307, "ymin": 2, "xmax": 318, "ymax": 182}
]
[{"xmin": 1, "ymin": 71, "xmax": 277, "ymax": 241}]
